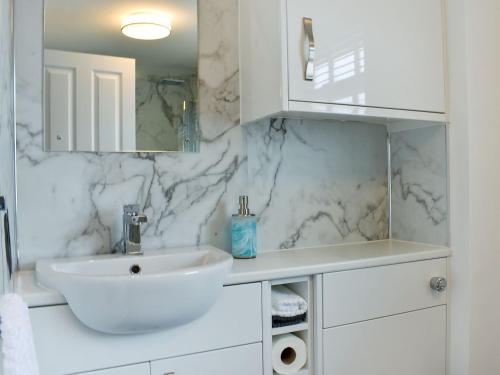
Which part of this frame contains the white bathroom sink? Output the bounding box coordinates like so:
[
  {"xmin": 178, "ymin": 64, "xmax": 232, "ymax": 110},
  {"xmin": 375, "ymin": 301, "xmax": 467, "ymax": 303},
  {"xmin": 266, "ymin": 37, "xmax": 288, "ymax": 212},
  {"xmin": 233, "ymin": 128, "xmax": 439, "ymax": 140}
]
[{"xmin": 35, "ymin": 246, "xmax": 233, "ymax": 334}]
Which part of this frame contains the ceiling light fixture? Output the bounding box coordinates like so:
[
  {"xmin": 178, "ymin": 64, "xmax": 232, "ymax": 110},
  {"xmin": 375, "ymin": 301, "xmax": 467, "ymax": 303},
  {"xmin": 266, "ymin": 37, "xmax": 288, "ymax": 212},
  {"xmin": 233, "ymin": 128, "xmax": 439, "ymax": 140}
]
[{"xmin": 121, "ymin": 12, "xmax": 171, "ymax": 40}]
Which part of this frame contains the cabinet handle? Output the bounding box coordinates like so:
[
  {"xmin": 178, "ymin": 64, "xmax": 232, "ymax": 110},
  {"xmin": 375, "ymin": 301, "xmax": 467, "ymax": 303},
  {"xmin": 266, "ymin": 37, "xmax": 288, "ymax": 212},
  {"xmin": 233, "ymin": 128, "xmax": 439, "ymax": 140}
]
[
  {"xmin": 163, "ymin": 372, "xmax": 175, "ymax": 375},
  {"xmin": 430, "ymin": 277, "xmax": 447, "ymax": 292},
  {"xmin": 303, "ymin": 17, "xmax": 315, "ymax": 81}
]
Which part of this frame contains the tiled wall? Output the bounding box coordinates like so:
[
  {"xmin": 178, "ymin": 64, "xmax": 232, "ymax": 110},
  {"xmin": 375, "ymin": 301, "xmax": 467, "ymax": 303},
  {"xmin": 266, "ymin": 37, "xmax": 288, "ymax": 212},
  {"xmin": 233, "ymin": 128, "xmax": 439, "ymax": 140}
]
[
  {"xmin": 246, "ymin": 119, "xmax": 388, "ymax": 250},
  {"xmin": 14, "ymin": 0, "xmax": 391, "ymax": 268},
  {"xmin": 391, "ymin": 125, "xmax": 449, "ymax": 246},
  {"xmin": 14, "ymin": 0, "xmax": 451, "ymax": 268}
]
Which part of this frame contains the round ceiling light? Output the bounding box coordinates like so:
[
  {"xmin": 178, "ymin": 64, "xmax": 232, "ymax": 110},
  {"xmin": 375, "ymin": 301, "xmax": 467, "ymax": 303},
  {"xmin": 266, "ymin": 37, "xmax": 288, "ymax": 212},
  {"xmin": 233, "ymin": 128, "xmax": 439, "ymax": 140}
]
[{"xmin": 121, "ymin": 12, "xmax": 171, "ymax": 40}]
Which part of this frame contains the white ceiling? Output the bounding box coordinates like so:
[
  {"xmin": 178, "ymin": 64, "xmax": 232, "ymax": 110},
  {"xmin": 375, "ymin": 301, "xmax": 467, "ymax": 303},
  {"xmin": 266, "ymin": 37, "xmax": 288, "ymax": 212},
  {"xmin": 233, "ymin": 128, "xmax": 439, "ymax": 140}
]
[{"xmin": 45, "ymin": 0, "xmax": 197, "ymax": 75}]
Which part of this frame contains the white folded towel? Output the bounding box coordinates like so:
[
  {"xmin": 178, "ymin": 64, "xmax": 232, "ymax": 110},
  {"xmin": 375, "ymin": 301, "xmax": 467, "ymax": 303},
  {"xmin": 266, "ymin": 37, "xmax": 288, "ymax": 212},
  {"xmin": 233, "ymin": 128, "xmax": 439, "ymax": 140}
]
[
  {"xmin": 0, "ymin": 294, "xmax": 40, "ymax": 375},
  {"xmin": 271, "ymin": 285, "xmax": 308, "ymax": 318}
]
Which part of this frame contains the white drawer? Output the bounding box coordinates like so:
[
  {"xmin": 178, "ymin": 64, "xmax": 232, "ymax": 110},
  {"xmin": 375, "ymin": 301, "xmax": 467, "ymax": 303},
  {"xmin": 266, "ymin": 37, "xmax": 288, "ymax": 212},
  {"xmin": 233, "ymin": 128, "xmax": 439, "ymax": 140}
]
[
  {"xmin": 323, "ymin": 258, "xmax": 447, "ymax": 328},
  {"xmin": 77, "ymin": 363, "xmax": 150, "ymax": 375},
  {"xmin": 151, "ymin": 343, "xmax": 262, "ymax": 375}
]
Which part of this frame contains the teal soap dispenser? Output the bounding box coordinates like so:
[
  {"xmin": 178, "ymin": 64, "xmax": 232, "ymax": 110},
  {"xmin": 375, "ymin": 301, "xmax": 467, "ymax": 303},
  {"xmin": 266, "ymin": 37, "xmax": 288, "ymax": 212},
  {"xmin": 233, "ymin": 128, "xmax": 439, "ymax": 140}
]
[{"xmin": 231, "ymin": 196, "xmax": 257, "ymax": 259}]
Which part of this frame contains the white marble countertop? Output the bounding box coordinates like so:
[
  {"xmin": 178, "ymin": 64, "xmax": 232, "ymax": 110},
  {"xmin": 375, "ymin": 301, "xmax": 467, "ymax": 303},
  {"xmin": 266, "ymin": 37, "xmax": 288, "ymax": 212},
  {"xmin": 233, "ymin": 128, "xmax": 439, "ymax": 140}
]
[{"xmin": 15, "ymin": 239, "xmax": 451, "ymax": 307}]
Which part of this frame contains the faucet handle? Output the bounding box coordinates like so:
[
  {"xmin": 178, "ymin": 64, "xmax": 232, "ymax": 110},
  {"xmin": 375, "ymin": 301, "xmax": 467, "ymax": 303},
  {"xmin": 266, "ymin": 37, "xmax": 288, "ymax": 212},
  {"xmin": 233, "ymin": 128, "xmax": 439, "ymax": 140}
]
[
  {"xmin": 124, "ymin": 204, "xmax": 141, "ymax": 216},
  {"xmin": 131, "ymin": 214, "xmax": 148, "ymax": 224}
]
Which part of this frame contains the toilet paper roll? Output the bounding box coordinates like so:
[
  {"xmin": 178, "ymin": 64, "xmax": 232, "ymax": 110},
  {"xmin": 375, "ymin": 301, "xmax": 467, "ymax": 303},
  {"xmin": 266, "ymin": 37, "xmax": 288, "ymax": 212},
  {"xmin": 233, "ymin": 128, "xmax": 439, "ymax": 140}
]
[{"xmin": 272, "ymin": 333, "xmax": 307, "ymax": 375}]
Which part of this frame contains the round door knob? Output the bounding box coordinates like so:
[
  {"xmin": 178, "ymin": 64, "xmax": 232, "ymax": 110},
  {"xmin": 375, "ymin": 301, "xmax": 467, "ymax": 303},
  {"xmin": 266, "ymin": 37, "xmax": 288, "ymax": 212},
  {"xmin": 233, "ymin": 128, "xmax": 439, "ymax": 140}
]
[{"xmin": 430, "ymin": 277, "xmax": 447, "ymax": 292}]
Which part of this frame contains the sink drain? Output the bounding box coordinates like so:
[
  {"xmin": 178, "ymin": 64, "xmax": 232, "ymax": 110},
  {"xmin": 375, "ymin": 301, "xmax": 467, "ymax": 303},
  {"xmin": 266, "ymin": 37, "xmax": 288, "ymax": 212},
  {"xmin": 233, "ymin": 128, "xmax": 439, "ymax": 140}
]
[{"xmin": 129, "ymin": 264, "xmax": 141, "ymax": 275}]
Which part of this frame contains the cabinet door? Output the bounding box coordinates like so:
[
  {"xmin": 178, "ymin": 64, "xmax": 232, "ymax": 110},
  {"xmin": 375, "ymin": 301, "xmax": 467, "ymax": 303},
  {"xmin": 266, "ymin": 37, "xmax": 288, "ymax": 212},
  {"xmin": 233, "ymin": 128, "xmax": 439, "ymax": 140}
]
[
  {"xmin": 79, "ymin": 363, "xmax": 150, "ymax": 375},
  {"xmin": 150, "ymin": 343, "xmax": 262, "ymax": 375},
  {"xmin": 286, "ymin": 0, "xmax": 445, "ymax": 113},
  {"xmin": 323, "ymin": 306, "xmax": 446, "ymax": 375}
]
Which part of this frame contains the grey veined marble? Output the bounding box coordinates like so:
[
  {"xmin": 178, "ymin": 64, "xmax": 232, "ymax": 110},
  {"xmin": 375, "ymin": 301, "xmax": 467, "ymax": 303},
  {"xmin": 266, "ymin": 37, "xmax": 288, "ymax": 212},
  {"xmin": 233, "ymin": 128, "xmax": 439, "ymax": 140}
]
[
  {"xmin": 14, "ymin": 0, "xmax": 392, "ymax": 268},
  {"xmin": 391, "ymin": 125, "xmax": 449, "ymax": 246},
  {"xmin": 246, "ymin": 119, "xmax": 389, "ymax": 251}
]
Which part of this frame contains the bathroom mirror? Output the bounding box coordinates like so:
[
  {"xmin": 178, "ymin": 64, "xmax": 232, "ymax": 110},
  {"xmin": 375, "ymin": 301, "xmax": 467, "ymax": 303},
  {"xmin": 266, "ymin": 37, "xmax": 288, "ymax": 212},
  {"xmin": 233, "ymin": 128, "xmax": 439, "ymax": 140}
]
[{"xmin": 43, "ymin": 0, "xmax": 199, "ymax": 153}]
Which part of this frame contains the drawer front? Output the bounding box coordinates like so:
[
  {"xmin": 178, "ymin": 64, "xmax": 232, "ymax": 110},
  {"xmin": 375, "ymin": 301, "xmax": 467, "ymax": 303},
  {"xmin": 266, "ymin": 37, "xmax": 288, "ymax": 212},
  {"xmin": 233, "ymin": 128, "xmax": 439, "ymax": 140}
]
[
  {"xmin": 323, "ymin": 306, "xmax": 446, "ymax": 375},
  {"xmin": 151, "ymin": 343, "xmax": 262, "ymax": 375},
  {"xmin": 31, "ymin": 283, "xmax": 262, "ymax": 375},
  {"xmin": 323, "ymin": 258, "xmax": 447, "ymax": 328},
  {"xmin": 78, "ymin": 363, "xmax": 150, "ymax": 375}
]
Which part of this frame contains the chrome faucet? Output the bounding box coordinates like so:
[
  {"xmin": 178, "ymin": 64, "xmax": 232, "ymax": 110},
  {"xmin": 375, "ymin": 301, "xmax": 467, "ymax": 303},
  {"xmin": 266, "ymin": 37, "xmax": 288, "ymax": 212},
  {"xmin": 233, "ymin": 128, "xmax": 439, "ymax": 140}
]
[{"xmin": 122, "ymin": 205, "xmax": 148, "ymax": 255}]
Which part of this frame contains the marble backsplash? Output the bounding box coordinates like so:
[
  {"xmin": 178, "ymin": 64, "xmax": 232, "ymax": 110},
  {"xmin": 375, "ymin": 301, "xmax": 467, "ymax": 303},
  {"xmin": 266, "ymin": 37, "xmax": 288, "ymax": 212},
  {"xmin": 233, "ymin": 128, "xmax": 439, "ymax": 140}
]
[
  {"xmin": 14, "ymin": 0, "xmax": 447, "ymax": 269},
  {"xmin": 246, "ymin": 119, "xmax": 388, "ymax": 251},
  {"xmin": 391, "ymin": 125, "xmax": 449, "ymax": 246}
]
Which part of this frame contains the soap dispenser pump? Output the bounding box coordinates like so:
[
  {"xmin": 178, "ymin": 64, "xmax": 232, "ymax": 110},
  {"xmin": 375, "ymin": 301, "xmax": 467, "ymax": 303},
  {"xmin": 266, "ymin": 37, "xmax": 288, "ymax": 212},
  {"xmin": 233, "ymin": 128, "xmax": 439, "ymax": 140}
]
[{"xmin": 231, "ymin": 196, "xmax": 257, "ymax": 259}]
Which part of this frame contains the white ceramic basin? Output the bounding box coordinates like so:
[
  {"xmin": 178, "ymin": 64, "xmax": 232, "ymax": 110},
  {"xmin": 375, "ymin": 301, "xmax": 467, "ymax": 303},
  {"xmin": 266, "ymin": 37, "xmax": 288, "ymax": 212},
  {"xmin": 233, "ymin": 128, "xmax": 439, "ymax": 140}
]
[{"xmin": 35, "ymin": 246, "xmax": 233, "ymax": 334}]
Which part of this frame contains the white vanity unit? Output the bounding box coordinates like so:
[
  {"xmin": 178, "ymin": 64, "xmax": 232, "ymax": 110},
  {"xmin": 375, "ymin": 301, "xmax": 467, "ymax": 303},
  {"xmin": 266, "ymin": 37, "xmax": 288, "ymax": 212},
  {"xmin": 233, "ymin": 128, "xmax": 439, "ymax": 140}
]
[
  {"xmin": 322, "ymin": 259, "xmax": 447, "ymax": 375},
  {"xmin": 239, "ymin": 0, "xmax": 447, "ymax": 125},
  {"xmin": 16, "ymin": 240, "xmax": 450, "ymax": 375}
]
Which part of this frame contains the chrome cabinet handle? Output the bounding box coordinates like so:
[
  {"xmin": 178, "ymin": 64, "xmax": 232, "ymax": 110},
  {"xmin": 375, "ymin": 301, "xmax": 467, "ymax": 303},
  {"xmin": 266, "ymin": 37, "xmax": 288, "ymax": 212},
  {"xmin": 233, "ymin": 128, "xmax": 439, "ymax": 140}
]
[
  {"xmin": 303, "ymin": 17, "xmax": 315, "ymax": 81},
  {"xmin": 430, "ymin": 277, "xmax": 447, "ymax": 292},
  {"xmin": 163, "ymin": 372, "xmax": 175, "ymax": 375}
]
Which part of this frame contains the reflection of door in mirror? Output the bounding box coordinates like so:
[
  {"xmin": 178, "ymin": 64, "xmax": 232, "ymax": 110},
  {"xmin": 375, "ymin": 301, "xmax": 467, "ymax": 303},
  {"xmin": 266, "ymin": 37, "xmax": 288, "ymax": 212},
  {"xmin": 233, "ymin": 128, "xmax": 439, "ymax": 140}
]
[
  {"xmin": 43, "ymin": 0, "xmax": 199, "ymax": 153},
  {"xmin": 44, "ymin": 49, "xmax": 136, "ymax": 152}
]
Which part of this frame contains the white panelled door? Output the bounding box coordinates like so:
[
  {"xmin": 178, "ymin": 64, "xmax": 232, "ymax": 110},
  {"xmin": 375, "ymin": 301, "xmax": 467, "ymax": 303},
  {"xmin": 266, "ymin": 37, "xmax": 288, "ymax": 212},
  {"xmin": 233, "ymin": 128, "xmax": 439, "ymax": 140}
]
[
  {"xmin": 44, "ymin": 49, "xmax": 135, "ymax": 152},
  {"xmin": 286, "ymin": 0, "xmax": 446, "ymax": 113}
]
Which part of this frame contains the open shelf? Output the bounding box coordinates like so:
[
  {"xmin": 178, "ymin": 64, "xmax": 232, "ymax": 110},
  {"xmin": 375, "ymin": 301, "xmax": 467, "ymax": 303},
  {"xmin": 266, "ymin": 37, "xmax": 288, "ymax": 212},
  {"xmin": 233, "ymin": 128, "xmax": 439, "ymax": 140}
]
[
  {"xmin": 265, "ymin": 276, "xmax": 314, "ymax": 375},
  {"xmin": 272, "ymin": 322, "xmax": 309, "ymax": 336}
]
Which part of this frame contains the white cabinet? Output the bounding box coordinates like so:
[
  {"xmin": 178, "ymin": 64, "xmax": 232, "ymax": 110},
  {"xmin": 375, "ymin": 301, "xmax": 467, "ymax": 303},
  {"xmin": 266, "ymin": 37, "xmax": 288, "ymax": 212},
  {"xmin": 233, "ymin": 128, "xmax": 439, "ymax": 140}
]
[
  {"xmin": 26, "ymin": 257, "xmax": 449, "ymax": 375},
  {"xmin": 151, "ymin": 343, "xmax": 262, "ymax": 375},
  {"xmin": 322, "ymin": 258, "xmax": 448, "ymax": 375},
  {"xmin": 30, "ymin": 283, "xmax": 262, "ymax": 374},
  {"xmin": 240, "ymin": 0, "xmax": 446, "ymax": 125},
  {"xmin": 78, "ymin": 363, "xmax": 150, "ymax": 375},
  {"xmin": 323, "ymin": 306, "xmax": 446, "ymax": 375}
]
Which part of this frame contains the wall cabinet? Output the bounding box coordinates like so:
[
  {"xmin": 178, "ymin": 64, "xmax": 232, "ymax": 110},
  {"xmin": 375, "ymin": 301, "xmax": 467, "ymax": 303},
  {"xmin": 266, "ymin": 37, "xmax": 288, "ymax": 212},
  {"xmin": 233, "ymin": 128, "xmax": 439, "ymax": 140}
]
[{"xmin": 240, "ymin": 0, "xmax": 447, "ymax": 125}]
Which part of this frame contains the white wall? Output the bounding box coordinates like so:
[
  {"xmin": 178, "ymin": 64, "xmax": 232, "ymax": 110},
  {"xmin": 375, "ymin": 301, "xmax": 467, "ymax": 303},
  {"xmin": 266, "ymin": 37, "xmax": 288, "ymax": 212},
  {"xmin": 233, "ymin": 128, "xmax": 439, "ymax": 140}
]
[
  {"xmin": 0, "ymin": 0, "xmax": 16, "ymax": 291},
  {"xmin": 448, "ymin": 0, "xmax": 500, "ymax": 374}
]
